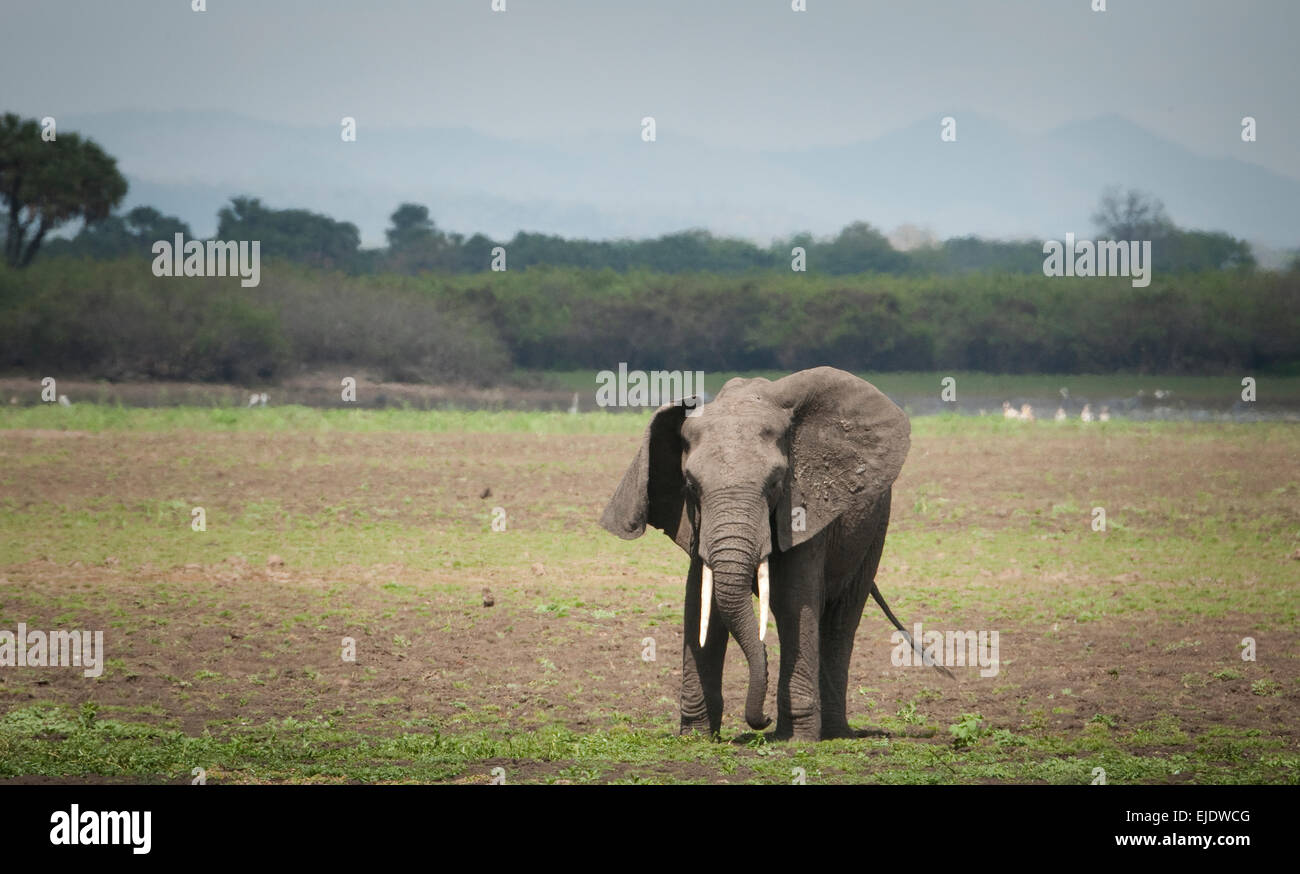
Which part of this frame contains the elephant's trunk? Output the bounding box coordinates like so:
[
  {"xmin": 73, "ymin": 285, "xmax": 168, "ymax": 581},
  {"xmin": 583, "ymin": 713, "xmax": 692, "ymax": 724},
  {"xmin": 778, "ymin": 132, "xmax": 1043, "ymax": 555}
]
[
  {"xmin": 712, "ymin": 560, "xmax": 770, "ymax": 730},
  {"xmin": 700, "ymin": 495, "xmax": 771, "ymax": 731}
]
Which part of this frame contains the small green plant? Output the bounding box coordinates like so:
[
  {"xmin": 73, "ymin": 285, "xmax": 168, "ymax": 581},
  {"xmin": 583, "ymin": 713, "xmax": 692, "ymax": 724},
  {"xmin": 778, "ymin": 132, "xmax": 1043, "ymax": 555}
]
[
  {"xmin": 534, "ymin": 603, "xmax": 570, "ymax": 618},
  {"xmin": 991, "ymin": 728, "xmax": 1026, "ymax": 748},
  {"xmin": 1089, "ymin": 713, "xmax": 1118, "ymax": 729},
  {"xmin": 1251, "ymin": 679, "xmax": 1281, "ymax": 697},
  {"xmin": 949, "ymin": 713, "xmax": 986, "ymax": 748},
  {"xmin": 897, "ymin": 701, "xmax": 923, "ymax": 725}
]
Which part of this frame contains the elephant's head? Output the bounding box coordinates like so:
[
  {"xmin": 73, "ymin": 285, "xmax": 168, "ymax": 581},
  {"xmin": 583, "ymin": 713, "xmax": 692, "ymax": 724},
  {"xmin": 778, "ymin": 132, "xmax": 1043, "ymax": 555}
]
[{"xmin": 601, "ymin": 366, "xmax": 910, "ymax": 730}]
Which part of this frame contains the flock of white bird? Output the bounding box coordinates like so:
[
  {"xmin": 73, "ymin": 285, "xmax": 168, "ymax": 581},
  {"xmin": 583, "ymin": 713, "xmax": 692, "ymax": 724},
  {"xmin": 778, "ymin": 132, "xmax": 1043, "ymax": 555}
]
[
  {"xmin": 1001, "ymin": 387, "xmax": 1116, "ymax": 423},
  {"xmin": 1002, "ymin": 401, "xmax": 1110, "ymax": 422}
]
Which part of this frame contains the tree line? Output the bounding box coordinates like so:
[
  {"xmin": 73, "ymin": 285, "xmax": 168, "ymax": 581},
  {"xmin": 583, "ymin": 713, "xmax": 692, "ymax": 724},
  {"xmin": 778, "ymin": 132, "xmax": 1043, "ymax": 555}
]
[
  {"xmin": 2, "ymin": 113, "xmax": 1266, "ymax": 276},
  {"xmin": 3, "ymin": 260, "xmax": 1295, "ymax": 383},
  {"xmin": 37, "ymin": 196, "xmax": 1261, "ymax": 277},
  {"xmin": 3, "ymin": 112, "xmax": 1293, "ymax": 383}
]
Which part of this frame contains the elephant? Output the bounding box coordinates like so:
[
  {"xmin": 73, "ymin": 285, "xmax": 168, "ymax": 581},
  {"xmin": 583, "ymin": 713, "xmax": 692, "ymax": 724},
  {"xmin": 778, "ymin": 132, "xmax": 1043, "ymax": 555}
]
[{"xmin": 601, "ymin": 366, "xmax": 948, "ymax": 741}]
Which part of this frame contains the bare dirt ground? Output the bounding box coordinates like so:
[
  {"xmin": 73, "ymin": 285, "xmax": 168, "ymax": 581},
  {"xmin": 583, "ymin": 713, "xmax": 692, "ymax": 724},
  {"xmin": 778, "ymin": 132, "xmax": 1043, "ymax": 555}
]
[{"xmin": 1, "ymin": 423, "xmax": 1297, "ymax": 782}]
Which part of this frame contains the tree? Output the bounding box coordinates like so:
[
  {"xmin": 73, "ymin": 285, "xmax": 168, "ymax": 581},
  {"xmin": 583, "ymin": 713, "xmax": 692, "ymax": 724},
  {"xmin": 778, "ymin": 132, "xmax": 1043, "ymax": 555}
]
[
  {"xmin": 216, "ymin": 196, "xmax": 359, "ymax": 268},
  {"xmin": 1092, "ymin": 187, "xmax": 1257, "ymax": 273},
  {"xmin": 121, "ymin": 206, "xmax": 191, "ymax": 244},
  {"xmin": 917, "ymin": 236, "xmax": 1044, "ymax": 274},
  {"xmin": 457, "ymin": 232, "xmax": 499, "ymax": 272},
  {"xmin": 385, "ymin": 203, "xmax": 435, "ymax": 249},
  {"xmin": 1091, "ymin": 186, "xmax": 1256, "ymax": 273},
  {"xmin": 383, "ymin": 202, "xmax": 458, "ymax": 273},
  {"xmin": 818, "ymin": 221, "xmax": 910, "ymax": 274},
  {"xmin": 44, "ymin": 205, "xmax": 193, "ymax": 260},
  {"xmin": 0, "ymin": 113, "xmax": 127, "ymax": 267},
  {"xmin": 1159, "ymin": 229, "xmax": 1255, "ymax": 272},
  {"xmin": 1091, "ymin": 187, "xmax": 1174, "ymax": 241}
]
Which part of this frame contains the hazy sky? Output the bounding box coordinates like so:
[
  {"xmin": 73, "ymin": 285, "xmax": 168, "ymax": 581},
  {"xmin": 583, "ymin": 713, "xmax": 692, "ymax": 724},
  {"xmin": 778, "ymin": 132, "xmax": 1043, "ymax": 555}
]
[{"xmin": 4, "ymin": 0, "xmax": 1297, "ymax": 180}]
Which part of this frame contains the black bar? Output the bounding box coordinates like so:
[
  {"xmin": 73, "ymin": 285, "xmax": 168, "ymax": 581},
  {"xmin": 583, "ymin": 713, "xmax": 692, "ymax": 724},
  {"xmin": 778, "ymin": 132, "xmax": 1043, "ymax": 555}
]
[{"xmin": 1, "ymin": 785, "xmax": 1285, "ymax": 861}]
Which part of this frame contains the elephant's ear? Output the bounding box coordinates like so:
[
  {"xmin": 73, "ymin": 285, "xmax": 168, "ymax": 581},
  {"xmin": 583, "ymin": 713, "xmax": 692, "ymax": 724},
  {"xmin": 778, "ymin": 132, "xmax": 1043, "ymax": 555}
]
[
  {"xmin": 772, "ymin": 367, "xmax": 909, "ymax": 552},
  {"xmin": 600, "ymin": 399, "xmax": 694, "ymax": 553}
]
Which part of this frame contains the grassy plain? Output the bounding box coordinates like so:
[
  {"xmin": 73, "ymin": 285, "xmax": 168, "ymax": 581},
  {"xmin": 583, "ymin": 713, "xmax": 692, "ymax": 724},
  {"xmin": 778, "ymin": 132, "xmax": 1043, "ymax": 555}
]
[{"xmin": 0, "ymin": 406, "xmax": 1296, "ymax": 783}]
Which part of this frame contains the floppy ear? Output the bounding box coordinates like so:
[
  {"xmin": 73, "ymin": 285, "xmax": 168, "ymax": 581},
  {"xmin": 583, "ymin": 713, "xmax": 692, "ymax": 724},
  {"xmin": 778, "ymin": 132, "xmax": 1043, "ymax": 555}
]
[
  {"xmin": 600, "ymin": 400, "xmax": 693, "ymax": 553},
  {"xmin": 773, "ymin": 367, "xmax": 909, "ymax": 553}
]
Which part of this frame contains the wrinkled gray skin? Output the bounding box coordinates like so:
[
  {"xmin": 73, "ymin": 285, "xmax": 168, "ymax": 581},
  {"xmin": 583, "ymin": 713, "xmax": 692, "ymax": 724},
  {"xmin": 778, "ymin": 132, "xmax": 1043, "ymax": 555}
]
[{"xmin": 601, "ymin": 366, "xmax": 925, "ymax": 741}]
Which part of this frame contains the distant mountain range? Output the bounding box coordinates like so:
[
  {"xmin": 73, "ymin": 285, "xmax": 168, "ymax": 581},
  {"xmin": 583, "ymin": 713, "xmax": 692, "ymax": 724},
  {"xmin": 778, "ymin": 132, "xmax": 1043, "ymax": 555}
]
[{"xmin": 57, "ymin": 109, "xmax": 1300, "ymax": 260}]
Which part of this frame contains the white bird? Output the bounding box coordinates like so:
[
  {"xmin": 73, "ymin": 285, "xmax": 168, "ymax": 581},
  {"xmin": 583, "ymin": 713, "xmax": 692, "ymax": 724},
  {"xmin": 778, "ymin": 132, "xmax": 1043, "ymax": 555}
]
[
  {"xmin": 248, "ymin": 393, "xmax": 260, "ymax": 408},
  {"xmin": 1081, "ymin": 404, "xmax": 1094, "ymax": 423},
  {"xmin": 568, "ymin": 392, "xmax": 580, "ymax": 415},
  {"xmin": 1099, "ymin": 405, "xmax": 1111, "ymax": 422},
  {"xmin": 58, "ymin": 394, "xmax": 71, "ymax": 407},
  {"xmin": 1002, "ymin": 401, "xmax": 1019, "ymax": 420},
  {"xmin": 1019, "ymin": 403, "xmax": 1035, "ymax": 423},
  {"xmin": 1054, "ymin": 407, "xmax": 1067, "ymax": 422},
  {"xmin": 259, "ymin": 392, "xmax": 268, "ymax": 406},
  {"xmin": 1154, "ymin": 389, "xmax": 1170, "ymax": 400}
]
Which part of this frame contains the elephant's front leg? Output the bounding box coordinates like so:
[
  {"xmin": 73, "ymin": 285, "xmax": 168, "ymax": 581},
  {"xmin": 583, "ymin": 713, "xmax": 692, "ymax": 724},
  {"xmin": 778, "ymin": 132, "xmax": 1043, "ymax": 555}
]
[
  {"xmin": 680, "ymin": 555, "xmax": 728, "ymax": 735},
  {"xmin": 770, "ymin": 548, "xmax": 823, "ymax": 741}
]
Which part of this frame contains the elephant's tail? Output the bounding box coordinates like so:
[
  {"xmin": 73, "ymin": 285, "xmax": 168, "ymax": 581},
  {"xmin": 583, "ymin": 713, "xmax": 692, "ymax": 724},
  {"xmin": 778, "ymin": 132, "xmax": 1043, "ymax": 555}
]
[{"xmin": 871, "ymin": 582, "xmax": 955, "ymax": 681}]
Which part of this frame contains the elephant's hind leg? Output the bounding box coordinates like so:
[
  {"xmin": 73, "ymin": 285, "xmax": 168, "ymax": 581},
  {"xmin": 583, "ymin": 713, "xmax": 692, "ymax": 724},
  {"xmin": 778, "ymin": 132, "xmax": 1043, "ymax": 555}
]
[
  {"xmin": 819, "ymin": 503, "xmax": 891, "ymax": 739},
  {"xmin": 818, "ymin": 576, "xmax": 872, "ymax": 739}
]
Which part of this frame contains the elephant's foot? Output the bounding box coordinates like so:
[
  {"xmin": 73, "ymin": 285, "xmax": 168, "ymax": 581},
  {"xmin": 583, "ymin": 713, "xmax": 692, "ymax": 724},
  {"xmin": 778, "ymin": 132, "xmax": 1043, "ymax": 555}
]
[
  {"xmin": 767, "ymin": 727, "xmax": 822, "ymax": 743},
  {"xmin": 679, "ymin": 717, "xmax": 721, "ymax": 738},
  {"xmin": 819, "ymin": 721, "xmax": 858, "ymax": 740},
  {"xmin": 770, "ymin": 715, "xmax": 821, "ymax": 742}
]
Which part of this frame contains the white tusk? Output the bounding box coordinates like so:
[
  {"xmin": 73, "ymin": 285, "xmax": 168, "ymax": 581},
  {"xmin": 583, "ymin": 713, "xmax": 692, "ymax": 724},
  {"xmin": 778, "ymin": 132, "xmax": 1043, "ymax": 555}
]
[
  {"xmin": 757, "ymin": 559, "xmax": 770, "ymax": 642},
  {"xmin": 699, "ymin": 563, "xmax": 713, "ymax": 647}
]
